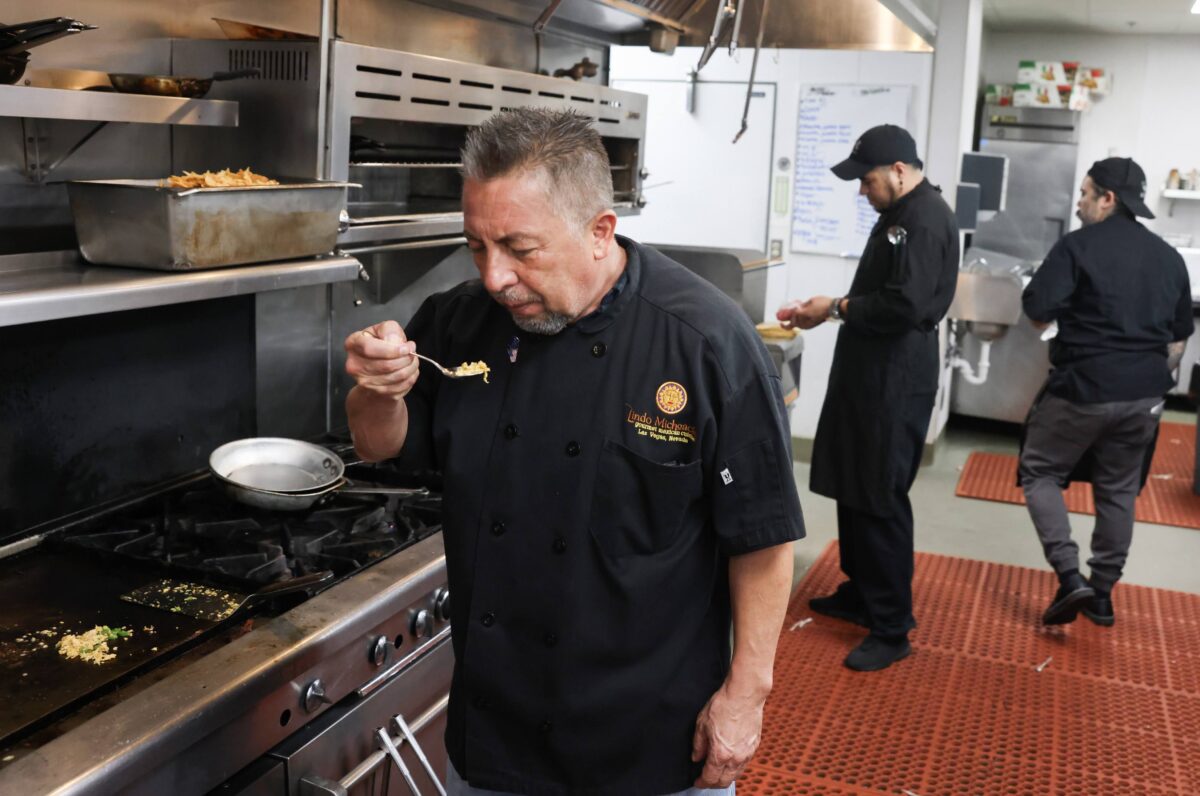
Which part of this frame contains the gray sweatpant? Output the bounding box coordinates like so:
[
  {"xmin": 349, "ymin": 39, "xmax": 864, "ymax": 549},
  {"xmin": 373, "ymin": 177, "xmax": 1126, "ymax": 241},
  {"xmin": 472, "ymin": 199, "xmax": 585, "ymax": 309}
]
[{"xmin": 1017, "ymin": 392, "xmax": 1163, "ymax": 592}]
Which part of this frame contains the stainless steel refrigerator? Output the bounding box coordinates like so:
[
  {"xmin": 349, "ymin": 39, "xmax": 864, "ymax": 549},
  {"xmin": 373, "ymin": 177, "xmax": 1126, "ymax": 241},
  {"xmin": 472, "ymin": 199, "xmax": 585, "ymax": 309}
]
[{"xmin": 951, "ymin": 105, "xmax": 1080, "ymax": 423}]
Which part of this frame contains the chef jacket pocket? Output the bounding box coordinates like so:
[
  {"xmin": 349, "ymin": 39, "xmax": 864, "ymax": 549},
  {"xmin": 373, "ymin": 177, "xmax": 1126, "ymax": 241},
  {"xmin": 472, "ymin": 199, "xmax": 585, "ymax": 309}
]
[{"xmin": 589, "ymin": 439, "xmax": 703, "ymax": 559}]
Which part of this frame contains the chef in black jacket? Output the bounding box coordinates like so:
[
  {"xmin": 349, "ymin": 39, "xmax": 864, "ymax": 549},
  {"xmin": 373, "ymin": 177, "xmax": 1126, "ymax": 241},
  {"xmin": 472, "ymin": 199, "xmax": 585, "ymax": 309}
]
[
  {"xmin": 1020, "ymin": 157, "xmax": 1193, "ymax": 627},
  {"xmin": 344, "ymin": 108, "xmax": 805, "ymax": 796},
  {"xmin": 778, "ymin": 125, "xmax": 958, "ymax": 672}
]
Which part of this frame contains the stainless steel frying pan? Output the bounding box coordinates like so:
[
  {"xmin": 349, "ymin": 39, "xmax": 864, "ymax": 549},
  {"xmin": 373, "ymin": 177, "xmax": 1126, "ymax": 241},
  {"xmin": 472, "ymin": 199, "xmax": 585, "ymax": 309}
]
[{"xmin": 210, "ymin": 438, "xmax": 427, "ymax": 512}]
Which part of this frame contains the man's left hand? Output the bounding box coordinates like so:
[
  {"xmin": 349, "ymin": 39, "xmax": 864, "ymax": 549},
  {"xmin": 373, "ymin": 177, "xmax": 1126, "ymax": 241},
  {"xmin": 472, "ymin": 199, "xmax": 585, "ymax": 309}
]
[
  {"xmin": 690, "ymin": 681, "xmax": 766, "ymax": 789},
  {"xmin": 777, "ymin": 296, "xmax": 834, "ymax": 330}
]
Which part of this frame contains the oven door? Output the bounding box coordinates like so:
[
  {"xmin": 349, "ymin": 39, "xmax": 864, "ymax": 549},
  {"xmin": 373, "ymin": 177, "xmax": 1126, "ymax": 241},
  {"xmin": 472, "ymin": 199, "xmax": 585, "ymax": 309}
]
[{"xmin": 260, "ymin": 635, "xmax": 453, "ymax": 796}]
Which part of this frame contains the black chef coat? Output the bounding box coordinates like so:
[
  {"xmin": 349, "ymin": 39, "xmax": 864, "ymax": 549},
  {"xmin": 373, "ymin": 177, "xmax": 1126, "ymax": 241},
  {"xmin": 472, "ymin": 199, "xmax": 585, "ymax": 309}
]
[
  {"xmin": 809, "ymin": 180, "xmax": 960, "ymax": 517},
  {"xmin": 395, "ymin": 236, "xmax": 805, "ymax": 796},
  {"xmin": 1022, "ymin": 212, "xmax": 1194, "ymax": 404}
]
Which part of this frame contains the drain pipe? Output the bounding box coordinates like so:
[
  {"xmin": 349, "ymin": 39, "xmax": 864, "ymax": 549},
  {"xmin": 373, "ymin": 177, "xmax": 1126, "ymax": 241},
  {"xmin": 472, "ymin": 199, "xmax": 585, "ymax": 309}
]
[
  {"xmin": 947, "ymin": 321, "xmax": 992, "ymax": 385},
  {"xmin": 950, "ymin": 340, "xmax": 992, "ymax": 385}
]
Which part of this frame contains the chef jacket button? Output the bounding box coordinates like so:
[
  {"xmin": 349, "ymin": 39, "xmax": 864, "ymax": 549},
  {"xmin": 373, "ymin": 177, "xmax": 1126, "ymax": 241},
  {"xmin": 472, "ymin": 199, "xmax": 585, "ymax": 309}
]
[
  {"xmin": 481, "ymin": 612, "xmax": 495, "ymax": 627},
  {"xmin": 543, "ymin": 631, "xmax": 558, "ymax": 647},
  {"xmin": 591, "ymin": 343, "xmax": 607, "ymax": 358},
  {"xmin": 565, "ymin": 441, "xmax": 580, "ymax": 457},
  {"xmin": 473, "ymin": 695, "xmax": 490, "ymax": 709},
  {"xmin": 538, "ymin": 720, "xmax": 553, "ymax": 734},
  {"xmin": 504, "ymin": 423, "xmax": 519, "ymax": 440},
  {"xmin": 491, "ymin": 521, "xmax": 507, "ymax": 537},
  {"xmin": 552, "ymin": 536, "xmax": 567, "ymax": 554}
]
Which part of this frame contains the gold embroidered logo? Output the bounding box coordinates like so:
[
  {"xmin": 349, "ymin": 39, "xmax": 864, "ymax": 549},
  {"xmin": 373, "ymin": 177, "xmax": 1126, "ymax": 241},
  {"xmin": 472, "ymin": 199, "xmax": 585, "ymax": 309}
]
[{"xmin": 655, "ymin": 381, "xmax": 687, "ymax": 415}]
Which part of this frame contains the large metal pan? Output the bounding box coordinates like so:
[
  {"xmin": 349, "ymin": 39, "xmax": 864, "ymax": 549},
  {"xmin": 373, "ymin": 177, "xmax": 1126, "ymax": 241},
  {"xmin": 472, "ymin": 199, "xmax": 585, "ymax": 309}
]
[
  {"xmin": 210, "ymin": 438, "xmax": 428, "ymax": 512},
  {"xmin": 107, "ymin": 67, "xmax": 259, "ymax": 98},
  {"xmin": 212, "ymin": 17, "xmax": 316, "ymax": 41}
]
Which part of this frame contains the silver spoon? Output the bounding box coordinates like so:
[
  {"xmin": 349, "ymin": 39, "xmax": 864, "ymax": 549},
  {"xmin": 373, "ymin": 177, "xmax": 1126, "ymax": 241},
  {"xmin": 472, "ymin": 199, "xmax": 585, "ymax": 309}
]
[{"xmin": 413, "ymin": 352, "xmax": 489, "ymax": 380}]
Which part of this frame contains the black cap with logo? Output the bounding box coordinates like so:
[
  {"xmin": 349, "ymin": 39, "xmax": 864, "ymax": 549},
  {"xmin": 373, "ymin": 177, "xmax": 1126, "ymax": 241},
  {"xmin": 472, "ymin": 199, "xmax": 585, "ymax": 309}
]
[
  {"xmin": 1087, "ymin": 157, "xmax": 1154, "ymax": 219},
  {"xmin": 831, "ymin": 124, "xmax": 921, "ymax": 181}
]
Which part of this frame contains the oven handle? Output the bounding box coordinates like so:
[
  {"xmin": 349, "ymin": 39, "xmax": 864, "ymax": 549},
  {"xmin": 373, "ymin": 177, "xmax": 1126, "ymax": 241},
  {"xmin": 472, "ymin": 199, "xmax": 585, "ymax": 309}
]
[{"xmin": 297, "ymin": 693, "xmax": 450, "ymax": 796}]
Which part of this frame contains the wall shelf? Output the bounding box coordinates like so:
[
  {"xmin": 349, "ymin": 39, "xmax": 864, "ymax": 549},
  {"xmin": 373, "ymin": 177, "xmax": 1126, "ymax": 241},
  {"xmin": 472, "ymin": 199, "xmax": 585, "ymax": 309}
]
[
  {"xmin": 0, "ymin": 84, "xmax": 238, "ymax": 126},
  {"xmin": 1163, "ymin": 189, "xmax": 1200, "ymax": 218},
  {"xmin": 0, "ymin": 250, "xmax": 361, "ymax": 328}
]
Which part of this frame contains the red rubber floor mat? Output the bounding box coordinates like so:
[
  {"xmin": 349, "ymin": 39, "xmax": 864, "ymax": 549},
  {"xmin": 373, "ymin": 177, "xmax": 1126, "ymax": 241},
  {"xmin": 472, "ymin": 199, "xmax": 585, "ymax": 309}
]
[
  {"xmin": 740, "ymin": 542, "xmax": 1200, "ymax": 796},
  {"xmin": 954, "ymin": 421, "xmax": 1200, "ymax": 530}
]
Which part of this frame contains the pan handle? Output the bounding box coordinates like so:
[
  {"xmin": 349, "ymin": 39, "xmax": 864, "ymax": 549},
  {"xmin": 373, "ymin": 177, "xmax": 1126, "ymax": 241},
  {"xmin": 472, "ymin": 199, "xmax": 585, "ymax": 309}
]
[
  {"xmin": 244, "ymin": 570, "xmax": 334, "ymax": 605},
  {"xmin": 212, "ymin": 67, "xmax": 261, "ymax": 81}
]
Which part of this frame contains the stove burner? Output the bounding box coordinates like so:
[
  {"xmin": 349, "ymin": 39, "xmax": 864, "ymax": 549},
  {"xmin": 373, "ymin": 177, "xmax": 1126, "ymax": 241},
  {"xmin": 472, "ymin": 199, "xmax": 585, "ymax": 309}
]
[{"xmin": 59, "ymin": 464, "xmax": 442, "ymax": 589}]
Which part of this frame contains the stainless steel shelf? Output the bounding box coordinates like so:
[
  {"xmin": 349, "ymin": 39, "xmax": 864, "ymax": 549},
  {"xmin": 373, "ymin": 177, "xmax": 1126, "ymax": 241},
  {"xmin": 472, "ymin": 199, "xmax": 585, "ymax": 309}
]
[
  {"xmin": 0, "ymin": 250, "xmax": 361, "ymax": 328},
  {"xmin": 0, "ymin": 84, "xmax": 238, "ymax": 126},
  {"xmin": 1164, "ymin": 189, "xmax": 1200, "ymax": 218}
]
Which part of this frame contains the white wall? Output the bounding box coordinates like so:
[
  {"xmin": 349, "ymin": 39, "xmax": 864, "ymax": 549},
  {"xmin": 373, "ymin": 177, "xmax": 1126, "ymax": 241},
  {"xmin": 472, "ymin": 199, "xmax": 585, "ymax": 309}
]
[
  {"xmin": 610, "ymin": 47, "xmax": 934, "ymax": 439},
  {"xmin": 981, "ymin": 32, "xmax": 1200, "ymax": 241}
]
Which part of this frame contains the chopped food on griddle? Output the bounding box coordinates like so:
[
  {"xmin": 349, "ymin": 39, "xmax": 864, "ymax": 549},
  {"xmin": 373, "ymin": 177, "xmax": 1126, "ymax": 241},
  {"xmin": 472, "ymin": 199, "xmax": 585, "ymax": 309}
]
[{"xmin": 56, "ymin": 625, "xmax": 133, "ymax": 665}]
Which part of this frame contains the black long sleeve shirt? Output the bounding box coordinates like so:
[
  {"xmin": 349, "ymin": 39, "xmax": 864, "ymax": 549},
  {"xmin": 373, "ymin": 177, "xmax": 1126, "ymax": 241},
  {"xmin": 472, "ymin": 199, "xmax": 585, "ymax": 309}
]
[{"xmin": 1023, "ymin": 212, "xmax": 1193, "ymax": 404}]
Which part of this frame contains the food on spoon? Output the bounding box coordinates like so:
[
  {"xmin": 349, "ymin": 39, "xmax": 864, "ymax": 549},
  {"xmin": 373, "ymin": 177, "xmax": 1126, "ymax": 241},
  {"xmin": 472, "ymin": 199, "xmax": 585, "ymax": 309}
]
[
  {"xmin": 166, "ymin": 168, "xmax": 279, "ymax": 189},
  {"xmin": 56, "ymin": 625, "xmax": 133, "ymax": 665},
  {"xmin": 454, "ymin": 360, "xmax": 491, "ymax": 383}
]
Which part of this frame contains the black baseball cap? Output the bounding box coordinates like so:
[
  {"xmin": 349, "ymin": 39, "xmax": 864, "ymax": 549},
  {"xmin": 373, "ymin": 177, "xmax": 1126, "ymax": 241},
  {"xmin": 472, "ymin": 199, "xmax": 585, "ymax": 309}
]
[
  {"xmin": 831, "ymin": 124, "xmax": 921, "ymax": 181},
  {"xmin": 1087, "ymin": 157, "xmax": 1154, "ymax": 219}
]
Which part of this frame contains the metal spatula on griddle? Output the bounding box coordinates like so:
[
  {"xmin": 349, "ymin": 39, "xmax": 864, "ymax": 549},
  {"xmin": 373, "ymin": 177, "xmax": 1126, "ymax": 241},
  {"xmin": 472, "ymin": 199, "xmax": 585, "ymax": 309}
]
[{"xmin": 120, "ymin": 570, "xmax": 333, "ymax": 622}]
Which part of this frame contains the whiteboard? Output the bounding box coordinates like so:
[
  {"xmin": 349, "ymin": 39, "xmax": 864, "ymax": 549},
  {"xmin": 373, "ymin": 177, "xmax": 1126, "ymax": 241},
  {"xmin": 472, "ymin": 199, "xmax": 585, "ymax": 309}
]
[{"xmin": 790, "ymin": 85, "xmax": 912, "ymax": 257}]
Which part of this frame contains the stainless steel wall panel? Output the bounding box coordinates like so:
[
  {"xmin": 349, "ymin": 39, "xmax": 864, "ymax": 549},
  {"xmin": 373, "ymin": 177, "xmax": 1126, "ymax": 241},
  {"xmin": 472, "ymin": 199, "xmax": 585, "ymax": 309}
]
[{"xmin": 256, "ymin": 285, "xmax": 334, "ymax": 440}]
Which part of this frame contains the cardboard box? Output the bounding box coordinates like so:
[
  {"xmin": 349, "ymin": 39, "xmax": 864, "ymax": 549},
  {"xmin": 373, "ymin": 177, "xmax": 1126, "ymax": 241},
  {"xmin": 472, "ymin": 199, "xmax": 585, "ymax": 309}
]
[
  {"xmin": 1013, "ymin": 82, "xmax": 1072, "ymax": 108},
  {"xmin": 1068, "ymin": 85, "xmax": 1091, "ymax": 112},
  {"xmin": 985, "ymin": 83, "xmax": 1013, "ymax": 106},
  {"xmin": 1075, "ymin": 67, "xmax": 1110, "ymax": 95},
  {"xmin": 1017, "ymin": 60, "xmax": 1068, "ymax": 84}
]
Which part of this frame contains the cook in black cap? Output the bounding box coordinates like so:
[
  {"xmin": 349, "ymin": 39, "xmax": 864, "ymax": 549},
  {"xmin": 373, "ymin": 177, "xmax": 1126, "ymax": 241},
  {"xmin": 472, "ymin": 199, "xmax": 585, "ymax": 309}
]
[
  {"xmin": 1020, "ymin": 155, "xmax": 1192, "ymax": 629},
  {"xmin": 776, "ymin": 124, "xmax": 959, "ymax": 672},
  {"xmin": 1082, "ymin": 156, "xmax": 1154, "ymax": 220}
]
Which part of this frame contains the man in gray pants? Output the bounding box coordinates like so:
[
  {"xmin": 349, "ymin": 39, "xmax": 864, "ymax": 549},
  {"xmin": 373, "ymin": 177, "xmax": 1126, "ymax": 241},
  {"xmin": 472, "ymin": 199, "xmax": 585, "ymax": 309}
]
[{"xmin": 1020, "ymin": 157, "xmax": 1193, "ymax": 626}]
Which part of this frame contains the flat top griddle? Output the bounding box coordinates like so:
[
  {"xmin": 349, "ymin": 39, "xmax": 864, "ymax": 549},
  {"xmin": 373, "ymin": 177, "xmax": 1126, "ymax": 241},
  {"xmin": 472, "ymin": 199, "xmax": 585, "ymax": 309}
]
[{"xmin": 0, "ymin": 549, "xmax": 215, "ymax": 746}]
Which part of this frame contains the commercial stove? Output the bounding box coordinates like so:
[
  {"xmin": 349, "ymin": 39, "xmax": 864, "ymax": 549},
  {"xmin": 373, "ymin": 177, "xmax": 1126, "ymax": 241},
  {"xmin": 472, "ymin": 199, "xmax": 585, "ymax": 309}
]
[{"xmin": 0, "ymin": 456, "xmax": 452, "ymax": 796}]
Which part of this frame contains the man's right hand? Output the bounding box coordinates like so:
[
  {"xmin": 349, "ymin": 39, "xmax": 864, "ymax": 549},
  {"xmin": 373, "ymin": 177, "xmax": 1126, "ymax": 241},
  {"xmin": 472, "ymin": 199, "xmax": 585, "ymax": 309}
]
[{"xmin": 344, "ymin": 320, "xmax": 419, "ymax": 401}]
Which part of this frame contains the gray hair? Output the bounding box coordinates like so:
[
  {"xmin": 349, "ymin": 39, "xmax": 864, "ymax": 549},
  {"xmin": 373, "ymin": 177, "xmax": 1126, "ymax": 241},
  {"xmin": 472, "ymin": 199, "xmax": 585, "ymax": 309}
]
[{"xmin": 461, "ymin": 108, "xmax": 613, "ymax": 228}]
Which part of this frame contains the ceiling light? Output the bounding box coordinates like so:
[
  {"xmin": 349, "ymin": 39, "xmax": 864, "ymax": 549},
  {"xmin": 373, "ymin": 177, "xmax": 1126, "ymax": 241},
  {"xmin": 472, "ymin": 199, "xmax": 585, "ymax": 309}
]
[{"xmin": 1193, "ymin": 0, "xmax": 1200, "ymax": 14}]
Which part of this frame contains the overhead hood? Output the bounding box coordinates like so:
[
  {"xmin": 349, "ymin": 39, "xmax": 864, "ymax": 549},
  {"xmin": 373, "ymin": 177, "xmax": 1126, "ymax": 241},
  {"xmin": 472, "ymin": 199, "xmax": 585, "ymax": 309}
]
[
  {"xmin": 438, "ymin": 0, "xmax": 933, "ymax": 52},
  {"xmin": 594, "ymin": 0, "xmax": 933, "ymax": 52}
]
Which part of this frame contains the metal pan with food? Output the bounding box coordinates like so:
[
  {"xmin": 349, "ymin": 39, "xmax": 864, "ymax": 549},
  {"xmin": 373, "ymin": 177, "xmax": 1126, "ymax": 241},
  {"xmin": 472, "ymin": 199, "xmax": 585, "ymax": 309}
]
[
  {"xmin": 65, "ymin": 176, "xmax": 355, "ymax": 270},
  {"xmin": 209, "ymin": 438, "xmax": 428, "ymax": 512},
  {"xmin": 106, "ymin": 67, "xmax": 259, "ymax": 98}
]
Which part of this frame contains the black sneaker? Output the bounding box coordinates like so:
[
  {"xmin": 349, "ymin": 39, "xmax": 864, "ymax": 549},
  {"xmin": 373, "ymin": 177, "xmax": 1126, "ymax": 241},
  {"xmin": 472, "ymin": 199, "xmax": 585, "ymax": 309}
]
[
  {"xmin": 1081, "ymin": 592, "xmax": 1115, "ymax": 627},
  {"xmin": 809, "ymin": 587, "xmax": 869, "ymax": 628},
  {"xmin": 844, "ymin": 635, "xmax": 912, "ymax": 672},
  {"xmin": 1042, "ymin": 572, "xmax": 1095, "ymax": 625}
]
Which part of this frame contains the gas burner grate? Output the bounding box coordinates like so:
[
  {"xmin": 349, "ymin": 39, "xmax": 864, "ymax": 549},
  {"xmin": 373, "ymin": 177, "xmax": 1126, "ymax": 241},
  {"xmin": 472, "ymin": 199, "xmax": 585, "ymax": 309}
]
[{"xmin": 58, "ymin": 475, "xmax": 441, "ymax": 590}]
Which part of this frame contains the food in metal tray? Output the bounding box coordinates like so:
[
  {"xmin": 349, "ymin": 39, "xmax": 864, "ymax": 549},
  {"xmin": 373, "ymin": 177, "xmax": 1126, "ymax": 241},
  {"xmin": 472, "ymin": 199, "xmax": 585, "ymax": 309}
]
[
  {"xmin": 454, "ymin": 360, "xmax": 491, "ymax": 382},
  {"xmin": 56, "ymin": 625, "xmax": 133, "ymax": 665},
  {"xmin": 166, "ymin": 168, "xmax": 279, "ymax": 189}
]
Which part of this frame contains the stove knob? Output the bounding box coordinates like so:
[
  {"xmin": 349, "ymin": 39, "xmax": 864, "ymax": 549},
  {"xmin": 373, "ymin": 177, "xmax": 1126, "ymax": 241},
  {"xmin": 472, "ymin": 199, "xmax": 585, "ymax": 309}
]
[
  {"xmin": 302, "ymin": 679, "xmax": 332, "ymax": 714},
  {"xmin": 434, "ymin": 588, "xmax": 451, "ymax": 622},
  {"xmin": 369, "ymin": 634, "xmax": 390, "ymax": 667},
  {"xmin": 411, "ymin": 609, "xmax": 434, "ymax": 639}
]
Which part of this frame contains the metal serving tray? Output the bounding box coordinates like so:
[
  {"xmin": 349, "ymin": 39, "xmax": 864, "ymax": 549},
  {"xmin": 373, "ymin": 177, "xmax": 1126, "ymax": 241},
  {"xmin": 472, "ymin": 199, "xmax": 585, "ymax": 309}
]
[{"xmin": 66, "ymin": 179, "xmax": 354, "ymax": 271}]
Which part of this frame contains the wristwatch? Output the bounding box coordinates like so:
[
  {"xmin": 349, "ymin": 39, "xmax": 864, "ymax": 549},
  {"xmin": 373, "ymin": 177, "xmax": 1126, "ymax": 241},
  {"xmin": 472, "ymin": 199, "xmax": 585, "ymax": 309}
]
[{"xmin": 829, "ymin": 297, "xmax": 845, "ymax": 321}]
